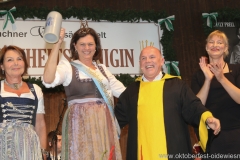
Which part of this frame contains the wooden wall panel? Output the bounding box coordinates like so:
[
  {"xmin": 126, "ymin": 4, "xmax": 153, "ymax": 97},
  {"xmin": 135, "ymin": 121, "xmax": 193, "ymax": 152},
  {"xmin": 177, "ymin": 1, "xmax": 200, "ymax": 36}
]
[{"xmin": 44, "ymin": 92, "xmax": 67, "ymax": 133}]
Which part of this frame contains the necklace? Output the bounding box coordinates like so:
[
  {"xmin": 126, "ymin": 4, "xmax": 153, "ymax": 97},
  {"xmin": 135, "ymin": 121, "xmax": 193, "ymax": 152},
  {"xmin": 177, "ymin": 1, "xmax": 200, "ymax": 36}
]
[
  {"xmin": 4, "ymin": 79, "xmax": 23, "ymax": 90},
  {"xmin": 223, "ymin": 62, "xmax": 226, "ymax": 69}
]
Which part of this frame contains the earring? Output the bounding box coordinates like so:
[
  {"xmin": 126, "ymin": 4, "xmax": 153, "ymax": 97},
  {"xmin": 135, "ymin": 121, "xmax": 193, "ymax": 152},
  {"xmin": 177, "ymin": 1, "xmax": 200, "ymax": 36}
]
[{"xmin": 2, "ymin": 70, "xmax": 4, "ymax": 74}]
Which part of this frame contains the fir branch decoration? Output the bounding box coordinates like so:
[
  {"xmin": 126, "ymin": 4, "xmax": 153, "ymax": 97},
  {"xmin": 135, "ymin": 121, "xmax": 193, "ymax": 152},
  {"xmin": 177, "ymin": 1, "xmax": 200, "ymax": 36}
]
[
  {"xmin": 115, "ymin": 74, "xmax": 139, "ymax": 87},
  {"xmin": 217, "ymin": 8, "xmax": 240, "ymax": 22},
  {"xmin": 22, "ymin": 77, "xmax": 65, "ymax": 93}
]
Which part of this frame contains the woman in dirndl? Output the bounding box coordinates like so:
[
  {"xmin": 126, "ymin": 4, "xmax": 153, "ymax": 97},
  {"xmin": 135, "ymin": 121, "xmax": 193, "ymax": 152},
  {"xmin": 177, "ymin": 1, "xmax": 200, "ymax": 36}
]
[
  {"xmin": 43, "ymin": 21, "xmax": 125, "ymax": 160},
  {"xmin": 0, "ymin": 45, "xmax": 47, "ymax": 159}
]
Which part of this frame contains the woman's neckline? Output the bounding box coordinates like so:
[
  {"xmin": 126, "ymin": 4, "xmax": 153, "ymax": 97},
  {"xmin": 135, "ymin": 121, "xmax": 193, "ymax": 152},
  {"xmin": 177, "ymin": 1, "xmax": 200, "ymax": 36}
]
[
  {"xmin": 1, "ymin": 80, "xmax": 31, "ymax": 97},
  {"xmin": 4, "ymin": 79, "xmax": 23, "ymax": 90}
]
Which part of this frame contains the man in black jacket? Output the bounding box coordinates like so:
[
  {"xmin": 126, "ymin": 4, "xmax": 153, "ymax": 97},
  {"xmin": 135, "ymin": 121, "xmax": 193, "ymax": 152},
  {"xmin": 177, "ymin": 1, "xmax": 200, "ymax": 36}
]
[{"xmin": 115, "ymin": 46, "xmax": 221, "ymax": 160}]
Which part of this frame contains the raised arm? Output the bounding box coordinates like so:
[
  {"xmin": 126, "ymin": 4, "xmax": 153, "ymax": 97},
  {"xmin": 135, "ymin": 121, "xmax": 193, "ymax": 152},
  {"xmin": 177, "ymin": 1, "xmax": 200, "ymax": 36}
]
[
  {"xmin": 43, "ymin": 28, "xmax": 65, "ymax": 83},
  {"xmin": 195, "ymin": 57, "xmax": 214, "ymax": 105}
]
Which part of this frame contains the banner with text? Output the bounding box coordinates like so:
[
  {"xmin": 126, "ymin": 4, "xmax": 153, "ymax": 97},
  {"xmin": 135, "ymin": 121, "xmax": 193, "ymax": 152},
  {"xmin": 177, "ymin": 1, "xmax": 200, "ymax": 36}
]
[{"xmin": 0, "ymin": 20, "xmax": 162, "ymax": 76}]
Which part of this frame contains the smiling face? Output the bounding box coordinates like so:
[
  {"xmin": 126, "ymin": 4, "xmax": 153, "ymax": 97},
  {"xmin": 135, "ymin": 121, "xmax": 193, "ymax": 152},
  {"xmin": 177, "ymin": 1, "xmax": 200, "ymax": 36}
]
[
  {"xmin": 74, "ymin": 34, "xmax": 96, "ymax": 62},
  {"xmin": 70, "ymin": 27, "xmax": 102, "ymax": 61},
  {"xmin": 205, "ymin": 30, "xmax": 229, "ymax": 60},
  {"xmin": 140, "ymin": 47, "xmax": 164, "ymax": 81},
  {"xmin": 1, "ymin": 49, "xmax": 25, "ymax": 79},
  {"xmin": 206, "ymin": 35, "xmax": 228, "ymax": 59}
]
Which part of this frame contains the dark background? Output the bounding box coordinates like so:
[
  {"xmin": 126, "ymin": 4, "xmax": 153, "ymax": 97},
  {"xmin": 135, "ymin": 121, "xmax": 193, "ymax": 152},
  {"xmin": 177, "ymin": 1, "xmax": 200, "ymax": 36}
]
[{"xmin": 216, "ymin": 26, "xmax": 239, "ymax": 63}]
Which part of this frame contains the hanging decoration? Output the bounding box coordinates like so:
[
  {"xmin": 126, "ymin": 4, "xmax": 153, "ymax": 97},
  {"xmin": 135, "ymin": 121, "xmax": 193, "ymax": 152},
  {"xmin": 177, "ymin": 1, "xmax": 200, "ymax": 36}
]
[
  {"xmin": 0, "ymin": 6, "xmax": 16, "ymax": 30},
  {"xmin": 202, "ymin": 12, "xmax": 218, "ymax": 28},
  {"xmin": 164, "ymin": 61, "xmax": 180, "ymax": 76},
  {"xmin": 158, "ymin": 15, "xmax": 175, "ymax": 31}
]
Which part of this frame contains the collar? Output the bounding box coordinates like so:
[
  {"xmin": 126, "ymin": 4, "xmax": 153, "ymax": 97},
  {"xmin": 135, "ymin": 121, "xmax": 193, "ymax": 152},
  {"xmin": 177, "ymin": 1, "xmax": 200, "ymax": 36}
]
[{"xmin": 142, "ymin": 71, "xmax": 163, "ymax": 82}]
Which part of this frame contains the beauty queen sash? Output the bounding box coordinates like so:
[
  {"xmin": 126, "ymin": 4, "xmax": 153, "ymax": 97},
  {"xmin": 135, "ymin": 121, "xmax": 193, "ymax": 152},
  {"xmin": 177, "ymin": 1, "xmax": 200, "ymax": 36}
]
[{"xmin": 70, "ymin": 62, "xmax": 121, "ymax": 137}]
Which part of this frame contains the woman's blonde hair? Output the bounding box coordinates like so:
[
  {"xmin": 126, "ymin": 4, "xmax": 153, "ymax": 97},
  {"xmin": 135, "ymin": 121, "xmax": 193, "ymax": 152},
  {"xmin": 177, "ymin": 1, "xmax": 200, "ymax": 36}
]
[{"xmin": 206, "ymin": 30, "xmax": 229, "ymax": 58}]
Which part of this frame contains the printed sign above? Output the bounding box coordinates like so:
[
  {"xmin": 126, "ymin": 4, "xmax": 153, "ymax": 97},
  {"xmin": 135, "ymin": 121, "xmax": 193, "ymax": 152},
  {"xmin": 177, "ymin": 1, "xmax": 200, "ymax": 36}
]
[{"xmin": 0, "ymin": 20, "xmax": 162, "ymax": 76}]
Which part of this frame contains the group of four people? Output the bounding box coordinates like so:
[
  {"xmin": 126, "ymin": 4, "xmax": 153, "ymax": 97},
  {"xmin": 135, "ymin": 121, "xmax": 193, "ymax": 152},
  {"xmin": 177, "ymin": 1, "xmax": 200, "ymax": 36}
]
[{"xmin": 0, "ymin": 23, "xmax": 239, "ymax": 160}]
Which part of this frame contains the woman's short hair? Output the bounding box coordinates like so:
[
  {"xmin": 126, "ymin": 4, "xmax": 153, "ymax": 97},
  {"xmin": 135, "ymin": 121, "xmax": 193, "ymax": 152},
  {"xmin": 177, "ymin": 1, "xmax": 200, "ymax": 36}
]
[
  {"xmin": 206, "ymin": 30, "xmax": 229, "ymax": 57},
  {"xmin": 0, "ymin": 45, "xmax": 28, "ymax": 78}
]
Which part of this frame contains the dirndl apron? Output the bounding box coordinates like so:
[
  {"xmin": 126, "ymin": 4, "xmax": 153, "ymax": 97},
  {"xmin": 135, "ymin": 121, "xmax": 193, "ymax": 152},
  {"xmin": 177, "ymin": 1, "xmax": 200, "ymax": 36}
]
[
  {"xmin": 61, "ymin": 64, "xmax": 122, "ymax": 160},
  {"xmin": 0, "ymin": 82, "xmax": 42, "ymax": 160}
]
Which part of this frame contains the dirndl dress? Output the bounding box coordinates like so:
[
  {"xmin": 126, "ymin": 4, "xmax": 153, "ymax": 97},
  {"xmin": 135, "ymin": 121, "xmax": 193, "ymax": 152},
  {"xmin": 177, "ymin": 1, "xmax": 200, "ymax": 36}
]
[
  {"xmin": 0, "ymin": 83, "xmax": 42, "ymax": 160},
  {"xmin": 61, "ymin": 65, "xmax": 122, "ymax": 160}
]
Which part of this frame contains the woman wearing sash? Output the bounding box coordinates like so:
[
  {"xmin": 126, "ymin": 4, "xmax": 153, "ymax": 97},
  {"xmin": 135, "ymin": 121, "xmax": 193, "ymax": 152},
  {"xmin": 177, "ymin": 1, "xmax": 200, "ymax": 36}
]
[
  {"xmin": 0, "ymin": 45, "xmax": 47, "ymax": 159},
  {"xmin": 43, "ymin": 24, "xmax": 125, "ymax": 160}
]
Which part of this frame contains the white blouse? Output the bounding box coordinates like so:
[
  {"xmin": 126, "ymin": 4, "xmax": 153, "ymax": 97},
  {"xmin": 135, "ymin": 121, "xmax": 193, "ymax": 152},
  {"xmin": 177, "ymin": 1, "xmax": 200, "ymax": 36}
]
[
  {"xmin": 42, "ymin": 59, "xmax": 126, "ymax": 99},
  {"xmin": 0, "ymin": 80, "xmax": 45, "ymax": 113}
]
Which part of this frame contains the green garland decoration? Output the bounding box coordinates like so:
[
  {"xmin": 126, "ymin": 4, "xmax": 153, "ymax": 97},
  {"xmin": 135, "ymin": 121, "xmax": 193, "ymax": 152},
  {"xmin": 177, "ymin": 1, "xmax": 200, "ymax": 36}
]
[
  {"xmin": 22, "ymin": 77, "xmax": 65, "ymax": 93},
  {"xmin": 115, "ymin": 74, "xmax": 139, "ymax": 87},
  {"xmin": 0, "ymin": 6, "xmax": 176, "ymax": 92},
  {"xmin": 203, "ymin": 8, "xmax": 240, "ymax": 35},
  {"xmin": 2, "ymin": 75, "xmax": 137, "ymax": 93}
]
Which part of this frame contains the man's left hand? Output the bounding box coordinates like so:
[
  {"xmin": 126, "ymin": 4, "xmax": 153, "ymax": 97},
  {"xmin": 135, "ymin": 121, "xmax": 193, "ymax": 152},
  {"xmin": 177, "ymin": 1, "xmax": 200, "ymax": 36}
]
[{"xmin": 206, "ymin": 117, "xmax": 221, "ymax": 135}]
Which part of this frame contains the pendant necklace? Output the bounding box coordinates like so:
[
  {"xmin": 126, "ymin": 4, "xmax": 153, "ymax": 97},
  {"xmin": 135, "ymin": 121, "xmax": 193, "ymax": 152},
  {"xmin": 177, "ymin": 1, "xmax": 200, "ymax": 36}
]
[{"xmin": 4, "ymin": 79, "xmax": 23, "ymax": 90}]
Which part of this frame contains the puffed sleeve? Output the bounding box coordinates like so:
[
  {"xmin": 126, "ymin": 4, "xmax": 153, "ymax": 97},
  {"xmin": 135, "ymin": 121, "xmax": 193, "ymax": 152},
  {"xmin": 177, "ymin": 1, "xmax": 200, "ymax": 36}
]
[
  {"xmin": 99, "ymin": 64, "xmax": 126, "ymax": 98},
  {"xmin": 33, "ymin": 84, "xmax": 45, "ymax": 114},
  {"xmin": 42, "ymin": 59, "xmax": 72, "ymax": 88}
]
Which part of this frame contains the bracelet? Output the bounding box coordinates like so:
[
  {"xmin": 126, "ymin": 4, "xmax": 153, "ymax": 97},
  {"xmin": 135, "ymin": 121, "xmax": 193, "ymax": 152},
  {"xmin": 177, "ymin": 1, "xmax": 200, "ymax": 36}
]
[{"xmin": 41, "ymin": 148, "xmax": 48, "ymax": 155}]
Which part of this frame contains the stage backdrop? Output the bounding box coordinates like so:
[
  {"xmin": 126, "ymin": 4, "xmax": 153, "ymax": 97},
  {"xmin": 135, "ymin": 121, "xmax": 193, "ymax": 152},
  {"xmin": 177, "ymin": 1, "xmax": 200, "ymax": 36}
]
[
  {"xmin": 215, "ymin": 22, "xmax": 239, "ymax": 64},
  {"xmin": 202, "ymin": 10, "xmax": 240, "ymax": 65},
  {"xmin": 0, "ymin": 19, "xmax": 163, "ymax": 76}
]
